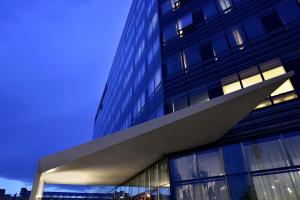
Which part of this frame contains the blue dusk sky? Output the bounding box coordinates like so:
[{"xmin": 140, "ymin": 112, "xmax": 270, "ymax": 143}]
[{"xmin": 0, "ymin": 0, "xmax": 132, "ymax": 194}]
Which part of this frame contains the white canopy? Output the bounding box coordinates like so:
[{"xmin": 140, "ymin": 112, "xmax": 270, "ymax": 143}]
[{"xmin": 30, "ymin": 72, "xmax": 293, "ymax": 200}]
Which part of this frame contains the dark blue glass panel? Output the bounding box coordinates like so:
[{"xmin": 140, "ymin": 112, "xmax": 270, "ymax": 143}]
[
  {"xmin": 211, "ymin": 32, "xmax": 229, "ymax": 55},
  {"xmin": 203, "ymin": 1, "xmax": 218, "ymax": 20},
  {"xmin": 261, "ymin": 11, "xmax": 284, "ymax": 33},
  {"xmin": 222, "ymin": 143, "xmax": 247, "ymax": 174},
  {"xmin": 200, "ymin": 43, "xmax": 215, "ymax": 61},
  {"xmin": 275, "ymin": 0, "xmax": 300, "ymax": 25},
  {"xmin": 243, "ymin": 16, "xmax": 265, "ymax": 40},
  {"xmin": 163, "ymin": 23, "xmax": 177, "ymax": 42},
  {"xmin": 165, "ymin": 54, "xmax": 182, "ymax": 76},
  {"xmin": 228, "ymin": 174, "xmax": 256, "ymax": 200},
  {"xmin": 183, "ymin": 45, "xmax": 201, "ymax": 68}
]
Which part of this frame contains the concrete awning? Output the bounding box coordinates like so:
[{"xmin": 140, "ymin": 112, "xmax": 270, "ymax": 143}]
[{"xmin": 30, "ymin": 72, "xmax": 293, "ymax": 200}]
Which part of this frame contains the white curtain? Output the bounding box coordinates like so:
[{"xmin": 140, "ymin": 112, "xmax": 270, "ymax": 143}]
[
  {"xmin": 176, "ymin": 180, "xmax": 230, "ymax": 200},
  {"xmin": 253, "ymin": 172, "xmax": 299, "ymax": 200},
  {"xmin": 244, "ymin": 139, "xmax": 290, "ymax": 171}
]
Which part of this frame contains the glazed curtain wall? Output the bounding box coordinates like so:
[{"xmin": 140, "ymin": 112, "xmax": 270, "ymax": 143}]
[{"xmin": 170, "ymin": 132, "xmax": 300, "ymax": 200}]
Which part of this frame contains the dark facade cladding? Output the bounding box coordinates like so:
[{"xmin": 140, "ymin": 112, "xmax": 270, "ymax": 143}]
[{"xmin": 94, "ymin": 0, "xmax": 300, "ymax": 199}]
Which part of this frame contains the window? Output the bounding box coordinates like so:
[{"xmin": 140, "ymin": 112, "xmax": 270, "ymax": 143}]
[
  {"xmin": 275, "ymin": 0, "xmax": 300, "ymax": 25},
  {"xmin": 239, "ymin": 67, "xmax": 263, "ymax": 88},
  {"xmin": 163, "ymin": 23, "xmax": 177, "ymax": 42},
  {"xmin": 211, "ymin": 32, "xmax": 229, "ymax": 55},
  {"xmin": 182, "ymin": 45, "xmax": 201, "ymax": 69},
  {"xmin": 221, "ymin": 58, "xmax": 297, "ymax": 106},
  {"xmin": 261, "ymin": 11, "xmax": 284, "ymax": 33},
  {"xmin": 159, "ymin": 160, "xmax": 170, "ymax": 186},
  {"xmin": 192, "ymin": 9, "xmax": 205, "ymax": 24},
  {"xmin": 171, "ymin": 96, "xmax": 188, "ymax": 112},
  {"xmin": 189, "ymin": 91, "xmax": 209, "ymax": 106},
  {"xmin": 171, "ymin": 154, "xmax": 198, "ymax": 181},
  {"xmin": 227, "ymin": 26, "xmax": 246, "ymax": 50},
  {"xmin": 165, "ymin": 53, "xmax": 183, "ymax": 76},
  {"xmin": 150, "ymin": 164, "xmax": 159, "ymax": 189},
  {"xmin": 177, "ymin": 13, "xmax": 193, "ymax": 37},
  {"xmin": 161, "ymin": 0, "xmax": 173, "ymax": 14},
  {"xmin": 221, "ymin": 74, "xmax": 242, "ymax": 95},
  {"xmin": 242, "ymin": 16, "xmax": 265, "ymax": 40},
  {"xmin": 284, "ymin": 133, "xmax": 300, "ymax": 165},
  {"xmin": 148, "ymin": 78, "xmax": 155, "ymax": 97},
  {"xmin": 149, "ymin": 68, "xmax": 162, "ymax": 97},
  {"xmin": 253, "ymin": 172, "xmax": 300, "ymax": 199},
  {"xmin": 203, "ymin": 1, "xmax": 218, "ymax": 20},
  {"xmin": 197, "ymin": 149, "xmax": 224, "ymax": 178},
  {"xmin": 200, "ymin": 42, "xmax": 215, "ymax": 61},
  {"xmin": 217, "ymin": 0, "xmax": 233, "ymax": 13},
  {"xmin": 175, "ymin": 180, "xmax": 230, "ymax": 200},
  {"xmin": 243, "ymin": 138, "xmax": 290, "ymax": 171},
  {"xmin": 154, "ymin": 68, "xmax": 162, "ymax": 88},
  {"xmin": 260, "ymin": 59, "xmax": 295, "ymax": 97}
]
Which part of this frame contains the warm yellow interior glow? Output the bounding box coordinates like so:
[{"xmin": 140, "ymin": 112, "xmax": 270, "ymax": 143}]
[
  {"xmin": 256, "ymin": 100, "xmax": 272, "ymax": 109},
  {"xmin": 273, "ymin": 92, "xmax": 298, "ymax": 104},
  {"xmin": 222, "ymin": 63, "xmax": 297, "ymax": 108},
  {"xmin": 241, "ymin": 74, "xmax": 263, "ymax": 88},
  {"xmin": 270, "ymin": 80, "xmax": 295, "ymax": 96},
  {"xmin": 262, "ymin": 66, "xmax": 286, "ymax": 80},
  {"xmin": 222, "ymin": 82, "xmax": 242, "ymax": 94},
  {"xmin": 262, "ymin": 66, "xmax": 295, "ymax": 96}
]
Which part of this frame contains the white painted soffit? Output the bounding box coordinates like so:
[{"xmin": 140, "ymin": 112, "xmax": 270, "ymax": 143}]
[{"xmin": 38, "ymin": 72, "xmax": 293, "ymax": 186}]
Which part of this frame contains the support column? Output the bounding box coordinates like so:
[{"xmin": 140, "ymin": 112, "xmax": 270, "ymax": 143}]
[{"xmin": 30, "ymin": 164, "xmax": 45, "ymax": 200}]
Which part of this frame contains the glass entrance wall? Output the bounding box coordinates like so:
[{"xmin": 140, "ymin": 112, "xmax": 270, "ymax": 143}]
[
  {"xmin": 110, "ymin": 159, "xmax": 170, "ymax": 200},
  {"xmin": 170, "ymin": 132, "xmax": 300, "ymax": 200}
]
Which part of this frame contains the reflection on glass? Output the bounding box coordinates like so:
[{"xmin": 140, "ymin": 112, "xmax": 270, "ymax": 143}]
[
  {"xmin": 284, "ymin": 134, "xmax": 300, "ymax": 165},
  {"xmin": 253, "ymin": 172, "xmax": 298, "ymax": 200},
  {"xmin": 160, "ymin": 186, "xmax": 171, "ymax": 200},
  {"xmin": 189, "ymin": 92, "xmax": 209, "ymax": 106},
  {"xmin": 218, "ymin": 0, "xmax": 232, "ymax": 13},
  {"xmin": 159, "ymin": 159, "xmax": 170, "ymax": 186},
  {"xmin": 171, "ymin": 154, "xmax": 198, "ymax": 181},
  {"xmin": 244, "ymin": 138, "xmax": 290, "ymax": 171},
  {"xmin": 197, "ymin": 149, "xmax": 224, "ymax": 178},
  {"xmin": 176, "ymin": 180, "xmax": 230, "ymax": 200}
]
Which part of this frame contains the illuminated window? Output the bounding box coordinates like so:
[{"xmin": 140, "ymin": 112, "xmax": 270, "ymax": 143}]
[
  {"xmin": 221, "ymin": 58, "xmax": 297, "ymax": 108},
  {"xmin": 228, "ymin": 26, "xmax": 246, "ymax": 50},
  {"xmin": 239, "ymin": 67, "xmax": 263, "ymax": 88},
  {"xmin": 260, "ymin": 59, "xmax": 296, "ymax": 97},
  {"xmin": 217, "ymin": 0, "xmax": 232, "ymax": 13},
  {"xmin": 221, "ymin": 74, "xmax": 242, "ymax": 95},
  {"xmin": 177, "ymin": 13, "xmax": 193, "ymax": 37}
]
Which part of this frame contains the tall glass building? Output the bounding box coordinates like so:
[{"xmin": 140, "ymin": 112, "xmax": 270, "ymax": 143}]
[
  {"xmin": 30, "ymin": 0, "xmax": 300, "ymax": 200},
  {"xmin": 93, "ymin": 0, "xmax": 300, "ymax": 199}
]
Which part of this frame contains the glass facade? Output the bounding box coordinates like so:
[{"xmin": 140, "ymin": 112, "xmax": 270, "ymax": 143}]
[
  {"xmin": 109, "ymin": 160, "xmax": 170, "ymax": 200},
  {"xmin": 170, "ymin": 132, "xmax": 300, "ymax": 200},
  {"xmin": 93, "ymin": 0, "xmax": 300, "ymax": 199},
  {"xmin": 93, "ymin": 0, "xmax": 164, "ymax": 139}
]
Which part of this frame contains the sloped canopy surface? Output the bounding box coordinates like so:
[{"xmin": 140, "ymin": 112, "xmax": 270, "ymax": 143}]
[{"xmin": 30, "ymin": 72, "xmax": 293, "ymax": 200}]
